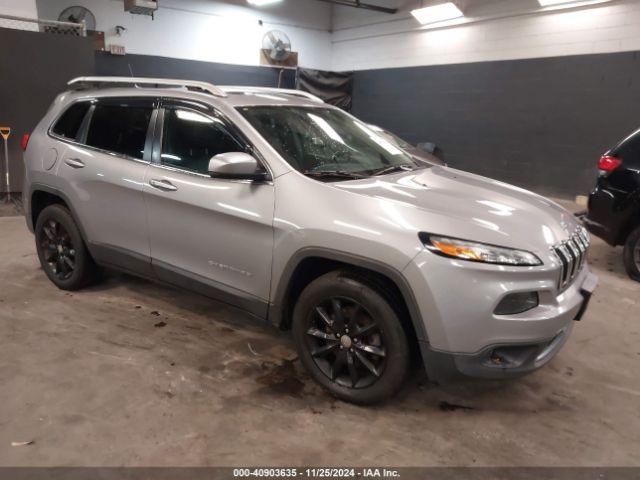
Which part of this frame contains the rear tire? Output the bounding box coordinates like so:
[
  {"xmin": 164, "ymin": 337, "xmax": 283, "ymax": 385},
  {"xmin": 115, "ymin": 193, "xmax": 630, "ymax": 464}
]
[
  {"xmin": 35, "ymin": 204, "xmax": 100, "ymax": 290},
  {"xmin": 623, "ymin": 226, "xmax": 640, "ymax": 282},
  {"xmin": 292, "ymin": 270, "xmax": 410, "ymax": 404}
]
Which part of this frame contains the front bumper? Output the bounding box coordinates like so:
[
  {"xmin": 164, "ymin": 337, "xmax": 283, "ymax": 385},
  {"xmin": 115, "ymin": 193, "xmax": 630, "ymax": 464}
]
[
  {"xmin": 403, "ymin": 249, "xmax": 598, "ymax": 381},
  {"xmin": 420, "ymin": 324, "xmax": 576, "ymax": 381}
]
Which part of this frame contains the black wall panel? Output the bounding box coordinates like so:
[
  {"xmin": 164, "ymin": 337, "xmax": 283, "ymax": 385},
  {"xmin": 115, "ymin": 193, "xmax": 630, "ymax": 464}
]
[
  {"xmin": 352, "ymin": 51, "xmax": 640, "ymax": 198},
  {"xmin": 96, "ymin": 52, "xmax": 296, "ymax": 89},
  {"xmin": 0, "ymin": 27, "xmax": 95, "ymax": 192}
]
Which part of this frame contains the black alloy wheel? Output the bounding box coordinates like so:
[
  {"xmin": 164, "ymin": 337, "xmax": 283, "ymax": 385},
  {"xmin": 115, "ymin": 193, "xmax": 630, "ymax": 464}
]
[
  {"xmin": 292, "ymin": 271, "xmax": 410, "ymax": 404},
  {"xmin": 40, "ymin": 219, "xmax": 76, "ymax": 281},
  {"xmin": 304, "ymin": 296, "xmax": 387, "ymax": 389},
  {"xmin": 35, "ymin": 204, "xmax": 100, "ymax": 290}
]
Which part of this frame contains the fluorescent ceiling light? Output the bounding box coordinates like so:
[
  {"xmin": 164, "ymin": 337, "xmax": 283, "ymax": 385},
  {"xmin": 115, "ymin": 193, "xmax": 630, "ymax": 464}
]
[
  {"xmin": 411, "ymin": 2, "xmax": 464, "ymax": 25},
  {"xmin": 538, "ymin": 0, "xmax": 588, "ymax": 5},
  {"xmin": 247, "ymin": 0, "xmax": 282, "ymax": 6}
]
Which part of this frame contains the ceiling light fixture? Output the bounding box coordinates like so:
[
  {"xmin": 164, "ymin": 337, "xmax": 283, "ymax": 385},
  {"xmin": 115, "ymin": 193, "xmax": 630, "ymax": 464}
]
[
  {"xmin": 247, "ymin": 0, "xmax": 283, "ymax": 6},
  {"xmin": 538, "ymin": 0, "xmax": 579, "ymax": 4},
  {"xmin": 537, "ymin": 0, "xmax": 612, "ymax": 9},
  {"xmin": 538, "ymin": 0, "xmax": 595, "ymax": 5},
  {"xmin": 411, "ymin": 2, "xmax": 464, "ymax": 25}
]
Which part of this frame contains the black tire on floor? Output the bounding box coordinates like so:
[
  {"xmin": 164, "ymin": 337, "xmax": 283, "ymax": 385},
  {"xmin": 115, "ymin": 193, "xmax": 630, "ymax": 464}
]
[
  {"xmin": 623, "ymin": 226, "xmax": 640, "ymax": 282},
  {"xmin": 35, "ymin": 204, "xmax": 100, "ymax": 290},
  {"xmin": 292, "ymin": 270, "xmax": 410, "ymax": 405}
]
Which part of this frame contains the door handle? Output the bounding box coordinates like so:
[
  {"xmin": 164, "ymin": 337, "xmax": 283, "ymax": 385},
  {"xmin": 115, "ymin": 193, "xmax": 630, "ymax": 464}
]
[
  {"xmin": 149, "ymin": 179, "xmax": 178, "ymax": 192},
  {"xmin": 64, "ymin": 158, "xmax": 85, "ymax": 169}
]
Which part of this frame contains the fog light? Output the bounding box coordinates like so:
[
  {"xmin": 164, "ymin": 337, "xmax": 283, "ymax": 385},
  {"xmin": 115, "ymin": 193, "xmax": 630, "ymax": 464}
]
[{"xmin": 494, "ymin": 292, "xmax": 539, "ymax": 315}]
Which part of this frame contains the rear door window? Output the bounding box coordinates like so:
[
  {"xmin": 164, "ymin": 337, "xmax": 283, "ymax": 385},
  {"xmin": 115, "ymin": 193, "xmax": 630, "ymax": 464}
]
[
  {"xmin": 85, "ymin": 100, "xmax": 153, "ymax": 160},
  {"xmin": 51, "ymin": 102, "xmax": 91, "ymax": 140}
]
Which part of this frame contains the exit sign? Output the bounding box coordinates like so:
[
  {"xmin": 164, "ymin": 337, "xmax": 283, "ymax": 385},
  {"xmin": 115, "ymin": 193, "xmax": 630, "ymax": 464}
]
[{"xmin": 109, "ymin": 44, "xmax": 126, "ymax": 55}]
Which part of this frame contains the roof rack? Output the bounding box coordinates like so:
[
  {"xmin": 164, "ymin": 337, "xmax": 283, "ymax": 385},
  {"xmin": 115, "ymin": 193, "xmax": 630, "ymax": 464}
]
[
  {"xmin": 67, "ymin": 76, "xmax": 227, "ymax": 98},
  {"xmin": 219, "ymin": 86, "xmax": 324, "ymax": 103}
]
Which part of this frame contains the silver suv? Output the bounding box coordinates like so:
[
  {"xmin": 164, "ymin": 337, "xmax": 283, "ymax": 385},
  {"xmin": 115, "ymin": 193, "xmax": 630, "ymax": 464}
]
[{"xmin": 23, "ymin": 76, "xmax": 598, "ymax": 404}]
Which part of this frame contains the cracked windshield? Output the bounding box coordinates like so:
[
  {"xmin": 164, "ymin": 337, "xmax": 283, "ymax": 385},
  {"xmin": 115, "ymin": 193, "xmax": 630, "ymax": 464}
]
[{"xmin": 240, "ymin": 106, "xmax": 422, "ymax": 180}]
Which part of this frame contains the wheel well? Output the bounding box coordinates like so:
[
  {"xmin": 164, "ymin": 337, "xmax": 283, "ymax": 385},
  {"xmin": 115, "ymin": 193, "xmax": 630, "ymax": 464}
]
[
  {"xmin": 278, "ymin": 257, "xmax": 421, "ymax": 361},
  {"xmin": 31, "ymin": 190, "xmax": 69, "ymax": 227}
]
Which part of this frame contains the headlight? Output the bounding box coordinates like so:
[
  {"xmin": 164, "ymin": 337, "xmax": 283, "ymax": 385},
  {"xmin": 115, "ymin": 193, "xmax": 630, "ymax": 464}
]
[{"xmin": 420, "ymin": 233, "xmax": 542, "ymax": 266}]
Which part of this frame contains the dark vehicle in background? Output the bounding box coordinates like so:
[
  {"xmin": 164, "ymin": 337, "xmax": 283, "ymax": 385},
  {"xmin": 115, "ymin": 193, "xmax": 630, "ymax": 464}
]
[
  {"xmin": 368, "ymin": 125, "xmax": 445, "ymax": 167},
  {"xmin": 585, "ymin": 128, "xmax": 640, "ymax": 281}
]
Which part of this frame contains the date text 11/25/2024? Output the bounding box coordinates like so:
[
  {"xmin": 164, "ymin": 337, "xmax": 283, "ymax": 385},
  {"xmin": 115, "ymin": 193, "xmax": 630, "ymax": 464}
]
[{"xmin": 232, "ymin": 468, "xmax": 401, "ymax": 478}]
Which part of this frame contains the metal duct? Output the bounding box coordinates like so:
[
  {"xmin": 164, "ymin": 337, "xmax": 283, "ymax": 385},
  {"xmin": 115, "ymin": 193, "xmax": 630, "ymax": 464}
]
[{"xmin": 314, "ymin": 0, "xmax": 397, "ymax": 14}]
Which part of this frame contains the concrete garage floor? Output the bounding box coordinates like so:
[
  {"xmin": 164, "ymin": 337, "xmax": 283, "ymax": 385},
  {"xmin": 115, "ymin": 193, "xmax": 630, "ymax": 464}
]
[{"xmin": 0, "ymin": 202, "xmax": 639, "ymax": 467}]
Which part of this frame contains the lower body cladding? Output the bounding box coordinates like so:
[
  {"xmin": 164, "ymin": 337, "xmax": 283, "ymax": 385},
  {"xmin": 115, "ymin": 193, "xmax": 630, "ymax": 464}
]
[{"xmin": 403, "ymin": 251, "xmax": 598, "ymax": 381}]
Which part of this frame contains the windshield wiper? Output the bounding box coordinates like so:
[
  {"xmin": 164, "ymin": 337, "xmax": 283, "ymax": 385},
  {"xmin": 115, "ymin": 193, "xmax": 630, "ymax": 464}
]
[
  {"xmin": 370, "ymin": 165, "xmax": 414, "ymax": 176},
  {"xmin": 302, "ymin": 170, "xmax": 369, "ymax": 180}
]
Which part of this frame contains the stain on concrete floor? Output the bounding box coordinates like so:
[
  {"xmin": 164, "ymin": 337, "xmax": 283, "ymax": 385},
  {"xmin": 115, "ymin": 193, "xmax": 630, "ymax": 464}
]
[{"xmin": 0, "ymin": 205, "xmax": 639, "ymax": 466}]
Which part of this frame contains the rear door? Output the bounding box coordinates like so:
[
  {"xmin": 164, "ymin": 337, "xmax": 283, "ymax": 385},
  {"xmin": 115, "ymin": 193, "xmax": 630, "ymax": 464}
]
[
  {"xmin": 143, "ymin": 98, "xmax": 275, "ymax": 317},
  {"xmin": 56, "ymin": 97, "xmax": 156, "ymax": 275}
]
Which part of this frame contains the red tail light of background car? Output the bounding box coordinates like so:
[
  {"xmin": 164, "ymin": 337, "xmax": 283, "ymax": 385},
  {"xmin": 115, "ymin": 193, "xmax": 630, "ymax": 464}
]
[{"xmin": 598, "ymin": 155, "xmax": 622, "ymax": 173}]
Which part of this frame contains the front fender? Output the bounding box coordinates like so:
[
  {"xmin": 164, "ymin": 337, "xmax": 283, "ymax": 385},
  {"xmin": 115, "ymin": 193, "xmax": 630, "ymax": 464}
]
[{"xmin": 268, "ymin": 246, "xmax": 428, "ymax": 344}]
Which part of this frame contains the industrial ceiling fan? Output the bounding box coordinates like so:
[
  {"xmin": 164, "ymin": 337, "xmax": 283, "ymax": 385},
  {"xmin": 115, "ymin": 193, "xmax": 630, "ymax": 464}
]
[
  {"xmin": 58, "ymin": 6, "xmax": 97, "ymax": 31},
  {"xmin": 262, "ymin": 30, "xmax": 292, "ymax": 62}
]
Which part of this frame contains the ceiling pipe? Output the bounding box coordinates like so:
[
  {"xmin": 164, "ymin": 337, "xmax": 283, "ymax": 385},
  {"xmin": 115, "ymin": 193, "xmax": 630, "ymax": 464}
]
[{"xmin": 314, "ymin": 0, "xmax": 398, "ymax": 14}]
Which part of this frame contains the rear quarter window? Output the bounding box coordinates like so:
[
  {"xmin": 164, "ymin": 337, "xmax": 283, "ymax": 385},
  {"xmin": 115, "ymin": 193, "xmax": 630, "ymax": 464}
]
[{"xmin": 51, "ymin": 102, "xmax": 91, "ymax": 140}]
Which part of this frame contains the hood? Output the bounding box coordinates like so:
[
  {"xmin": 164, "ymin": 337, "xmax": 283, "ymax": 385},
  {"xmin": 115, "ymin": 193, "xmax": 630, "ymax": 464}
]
[{"xmin": 333, "ymin": 166, "xmax": 580, "ymax": 251}]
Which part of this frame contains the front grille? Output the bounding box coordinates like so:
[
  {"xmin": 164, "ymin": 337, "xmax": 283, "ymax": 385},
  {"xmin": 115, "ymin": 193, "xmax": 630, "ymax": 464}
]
[{"xmin": 551, "ymin": 226, "xmax": 590, "ymax": 290}]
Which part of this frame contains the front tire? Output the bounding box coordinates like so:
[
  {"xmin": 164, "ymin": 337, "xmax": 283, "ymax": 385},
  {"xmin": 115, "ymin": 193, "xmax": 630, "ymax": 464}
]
[
  {"xmin": 292, "ymin": 271, "xmax": 410, "ymax": 404},
  {"xmin": 35, "ymin": 204, "xmax": 100, "ymax": 290},
  {"xmin": 623, "ymin": 226, "xmax": 640, "ymax": 282}
]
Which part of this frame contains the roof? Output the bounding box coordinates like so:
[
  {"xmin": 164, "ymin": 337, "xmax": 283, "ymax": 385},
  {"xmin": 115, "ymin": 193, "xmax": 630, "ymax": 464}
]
[{"xmin": 65, "ymin": 76, "xmax": 327, "ymax": 108}]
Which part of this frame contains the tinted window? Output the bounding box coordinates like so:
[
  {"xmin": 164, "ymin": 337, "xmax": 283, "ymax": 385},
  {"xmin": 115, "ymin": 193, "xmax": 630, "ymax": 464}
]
[
  {"xmin": 86, "ymin": 103, "xmax": 152, "ymax": 159},
  {"xmin": 161, "ymin": 107, "xmax": 245, "ymax": 174},
  {"xmin": 52, "ymin": 102, "xmax": 90, "ymax": 140}
]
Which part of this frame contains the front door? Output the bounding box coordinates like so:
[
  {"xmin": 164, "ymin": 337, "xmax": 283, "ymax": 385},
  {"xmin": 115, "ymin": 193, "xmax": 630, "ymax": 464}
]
[{"xmin": 143, "ymin": 100, "xmax": 275, "ymax": 317}]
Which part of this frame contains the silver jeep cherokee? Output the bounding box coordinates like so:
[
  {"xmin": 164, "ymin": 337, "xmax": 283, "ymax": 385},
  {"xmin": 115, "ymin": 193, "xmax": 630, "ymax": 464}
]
[{"xmin": 23, "ymin": 76, "xmax": 598, "ymax": 404}]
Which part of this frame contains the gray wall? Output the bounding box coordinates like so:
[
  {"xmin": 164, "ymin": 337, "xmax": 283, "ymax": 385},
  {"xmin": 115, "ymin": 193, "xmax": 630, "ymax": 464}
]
[
  {"xmin": 95, "ymin": 52, "xmax": 296, "ymax": 89},
  {"xmin": 0, "ymin": 27, "xmax": 95, "ymax": 192},
  {"xmin": 352, "ymin": 51, "xmax": 640, "ymax": 198}
]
